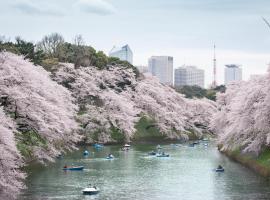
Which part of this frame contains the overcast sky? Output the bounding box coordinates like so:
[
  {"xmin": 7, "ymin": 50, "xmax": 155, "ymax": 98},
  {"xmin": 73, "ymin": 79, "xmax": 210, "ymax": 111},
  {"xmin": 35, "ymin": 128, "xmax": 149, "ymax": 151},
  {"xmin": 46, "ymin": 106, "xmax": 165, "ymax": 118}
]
[{"xmin": 1, "ymin": 0, "xmax": 270, "ymax": 86}]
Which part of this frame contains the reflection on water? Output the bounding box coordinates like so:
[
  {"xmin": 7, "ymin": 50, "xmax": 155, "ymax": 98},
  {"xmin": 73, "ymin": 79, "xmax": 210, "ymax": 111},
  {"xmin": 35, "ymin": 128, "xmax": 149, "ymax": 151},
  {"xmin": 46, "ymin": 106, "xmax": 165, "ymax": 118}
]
[{"xmin": 22, "ymin": 143, "xmax": 270, "ymax": 200}]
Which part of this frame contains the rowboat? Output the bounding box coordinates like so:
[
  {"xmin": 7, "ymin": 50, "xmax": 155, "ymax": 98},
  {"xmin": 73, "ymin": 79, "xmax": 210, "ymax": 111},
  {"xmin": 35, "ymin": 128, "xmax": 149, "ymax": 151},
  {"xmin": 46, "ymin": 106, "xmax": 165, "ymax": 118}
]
[
  {"xmin": 156, "ymin": 153, "xmax": 170, "ymax": 157},
  {"xmin": 106, "ymin": 154, "xmax": 114, "ymax": 160},
  {"xmin": 82, "ymin": 186, "xmax": 100, "ymax": 195},
  {"xmin": 83, "ymin": 150, "xmax": 89, "ymax": 156},
  {"xmin": 93, "ymin": 143, "xmax": 104, "ymax": 148},
  {"xmin": 62, "ymin": 166, "xmax": 84, "ymax": 171},
  {"xmin": 215, "ymin": 168, "xmax": 225, "ymax": 172}
]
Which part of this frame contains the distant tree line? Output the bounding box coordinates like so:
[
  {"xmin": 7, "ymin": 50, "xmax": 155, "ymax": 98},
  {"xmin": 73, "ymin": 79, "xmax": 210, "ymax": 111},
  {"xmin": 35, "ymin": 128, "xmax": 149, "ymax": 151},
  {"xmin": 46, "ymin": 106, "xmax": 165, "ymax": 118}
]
[
  {"xmin": 174, "ymin": 85, "xmax": 226, "ymax": 101},
  {"xmin": 0, "ymin": 33, "xmax": 138, "ymax": 76}
]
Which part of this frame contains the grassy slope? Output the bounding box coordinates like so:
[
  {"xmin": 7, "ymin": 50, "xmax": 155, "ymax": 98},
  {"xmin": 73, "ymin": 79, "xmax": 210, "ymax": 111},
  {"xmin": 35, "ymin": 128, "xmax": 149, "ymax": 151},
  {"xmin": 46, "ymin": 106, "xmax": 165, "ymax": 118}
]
[
  {"xmin": 133, "ymin": 116, "xmax": 166, "ymax": 142},
  {"xmin": 256, "ymin": 148, "xmax": 270, "ymax": 169},
  {"xmin": 220, "ymin": 147, "xmax": 270, "ymax": 177},
  {"xmin": 16, "ymin": 130, "xmax": 47, "ymax": 161}
]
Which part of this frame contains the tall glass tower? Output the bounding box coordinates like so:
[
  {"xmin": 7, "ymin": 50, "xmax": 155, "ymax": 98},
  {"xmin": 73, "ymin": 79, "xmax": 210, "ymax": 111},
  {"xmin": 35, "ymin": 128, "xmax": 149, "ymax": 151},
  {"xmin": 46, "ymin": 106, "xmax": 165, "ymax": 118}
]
[{"xmin": 109, "ymin": 45, "xmax": 133, "ymax": 64}]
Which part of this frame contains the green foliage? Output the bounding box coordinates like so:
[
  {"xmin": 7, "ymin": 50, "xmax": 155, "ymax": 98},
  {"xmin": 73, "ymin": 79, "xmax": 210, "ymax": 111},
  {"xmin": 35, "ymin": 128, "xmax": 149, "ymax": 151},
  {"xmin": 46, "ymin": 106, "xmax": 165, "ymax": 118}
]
[
  {"xmin": 0, "ymin": 42, "xmax": 19, "ymax": 54},
  {"xmin": 108, "ymin": 57, "xmax": 139, "ymax": 78},
  {"xmin": 90, "ymin": 131, "xmax": 99, "ymax": 142},
  {"xmin": 175, "ymin": 85, "xmax": 226, "ymax": 101},
  {"xmin": 15, "ymin": 130, "xmax": 47, "ymax": 159},
  {"xmin": 256, "ymin": 148, "xmax": 270, "ymax": 167},
  {"xmin": 77, "ymin": 107, "xmax": 87, "ymax": 116},
  {"xmin": 1, "ymin": 33, "xmax": 138, "ymax": 78},
  {"xmin": 110, "ymin": 126, "xmax": 126, "ymax": 142},
  {"xmin": 41, "ymin": 58, "xmax": 59, "ymax": 71},
  {"xmin": 133, "ymin": 115, "xmax": 165, "ymax": 141},
  {"xmin": 95, "ymin": 51, "xmax": 108, "ymax": 69},
  {"xmin": 214, "ymin": 85, "xmax": 226, "ymax": 93},
  {"xmin": 0, "ymin": 37, "xmax": 45, "ymax": 65},
  {"xmin": 175, "ymin": 85, "xmax": 207, "ymax": 99},
  {"xmin": 205, "ymin": 90, "xmax": 216, "ymax": 101}
]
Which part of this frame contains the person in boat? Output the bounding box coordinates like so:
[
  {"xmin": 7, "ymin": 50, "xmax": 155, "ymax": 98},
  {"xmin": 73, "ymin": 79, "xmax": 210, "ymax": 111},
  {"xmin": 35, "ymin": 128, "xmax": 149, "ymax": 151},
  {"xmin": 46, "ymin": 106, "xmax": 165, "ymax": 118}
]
[
  {"xmin": 217, "ymin": 165, "xmax": 223, "ymax": 170},
  {"xmin": 162, "ymin": 152, "xmax": 165, "ymax": 155},
  {"xmin": 64, "ymin": 165, "xmax": 67, "ymax": 168},
  {"xmin": 108, "ymin": 153, "xmax": 113, "ymax": 158}
]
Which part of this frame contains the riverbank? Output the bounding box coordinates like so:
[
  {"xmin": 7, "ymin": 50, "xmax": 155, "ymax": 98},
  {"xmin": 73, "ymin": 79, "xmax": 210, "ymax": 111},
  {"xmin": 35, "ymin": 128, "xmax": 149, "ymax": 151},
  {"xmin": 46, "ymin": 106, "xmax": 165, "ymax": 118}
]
[
  {"xmin": 219, "ymin": 147, "xmax": 270, "ymax": 177},
  {"xmin": 83, "ymin": 115, "xmax": 213, "ymax": 145}
]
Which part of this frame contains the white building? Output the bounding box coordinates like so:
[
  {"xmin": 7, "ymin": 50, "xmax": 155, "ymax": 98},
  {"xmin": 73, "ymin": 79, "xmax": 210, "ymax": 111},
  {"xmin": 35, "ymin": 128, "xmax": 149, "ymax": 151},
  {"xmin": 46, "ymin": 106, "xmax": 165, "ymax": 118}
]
[
  {"xmin": 109, "ymin": 45, "xmax": 133, "ymax": 64},
  {"xmin": 174, "ymin": 66, "xmax": 205, "ymax": 88},
  {"xmin": 224, "ymin": 64, "xmax": 242, "ymax": 85},
  {"xmin": 148, "ymin": 56, "xmax": 174, "ymax": 85},
  {"xmin": 136, "ymin": 65, "xmax": 148, "ymax": 73}
]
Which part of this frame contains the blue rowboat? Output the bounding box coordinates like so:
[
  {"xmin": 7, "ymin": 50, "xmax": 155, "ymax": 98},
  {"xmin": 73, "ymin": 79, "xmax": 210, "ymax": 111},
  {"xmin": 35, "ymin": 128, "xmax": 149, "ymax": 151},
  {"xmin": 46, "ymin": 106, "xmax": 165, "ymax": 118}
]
[
  {"xmin": 93, "ymin": 144, "xmax": 104, "ymax": 148},
  {"xmin": 63, "ymin": 166, "xmax": 84, "ymax": 171},
  {"xmin": 83, "ymin": 150, "xmax": 89, "ymax": 156}
]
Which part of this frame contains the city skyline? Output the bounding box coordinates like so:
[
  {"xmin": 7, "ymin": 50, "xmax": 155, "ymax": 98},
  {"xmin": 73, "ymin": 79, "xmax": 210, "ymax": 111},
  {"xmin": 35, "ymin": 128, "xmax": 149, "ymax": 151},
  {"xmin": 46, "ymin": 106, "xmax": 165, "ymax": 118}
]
[{"xmin": 1, "ymin": 0, "xmax": 270, "ymax": 85}]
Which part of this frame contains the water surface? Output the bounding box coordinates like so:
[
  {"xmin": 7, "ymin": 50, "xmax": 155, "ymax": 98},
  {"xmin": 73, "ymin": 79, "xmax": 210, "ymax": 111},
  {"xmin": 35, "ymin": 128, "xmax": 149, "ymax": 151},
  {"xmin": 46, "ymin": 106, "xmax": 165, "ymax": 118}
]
[{"xmin": 22, "ymin": 142, "xmax": 270, "ymax": 200}]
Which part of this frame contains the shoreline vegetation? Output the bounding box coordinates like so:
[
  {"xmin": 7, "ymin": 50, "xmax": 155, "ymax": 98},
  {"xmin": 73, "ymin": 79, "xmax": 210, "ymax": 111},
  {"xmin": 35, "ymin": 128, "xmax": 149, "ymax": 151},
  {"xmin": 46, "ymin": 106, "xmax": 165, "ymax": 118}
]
[
  {"xmin": 218, "ymin": 146, "xmax": 270, "ymax": 177},
  {"xmin": 210, "ymin": 69, "xmax": 270, "ymax": 178}
]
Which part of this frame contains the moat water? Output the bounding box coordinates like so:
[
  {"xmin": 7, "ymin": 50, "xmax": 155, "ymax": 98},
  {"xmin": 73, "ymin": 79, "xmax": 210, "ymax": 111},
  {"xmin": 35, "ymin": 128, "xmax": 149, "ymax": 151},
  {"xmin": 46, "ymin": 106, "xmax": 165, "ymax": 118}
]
[{"xmin": 22, "ymin": 142, "xmax": 270, "ymax": 200}]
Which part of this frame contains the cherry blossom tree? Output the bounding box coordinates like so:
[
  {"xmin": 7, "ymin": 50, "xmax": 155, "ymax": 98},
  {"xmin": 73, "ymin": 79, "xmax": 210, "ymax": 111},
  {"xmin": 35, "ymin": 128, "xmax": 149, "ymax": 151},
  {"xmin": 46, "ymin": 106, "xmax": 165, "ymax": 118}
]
[
  {"xmin": 54, "ymin": 63, "xmax": 216, "ymax": 143},
  {"xmin": 211, "ymin": 74, "xmax": 270, "ymax": 155},
  {"xmin": 0, "ymin": 52, "xmax": 81, "ymax": 198},
  {"xmin": 0, "ymin": 52, "xmax": 80, "ymax": 162},
  {"xmin": 54, "ymin": 64, "xmax": 141, "ymax": 143},
  {"xmin": 134, "ymin": 75, "xmax": 216, "ymax": 139},
  {"xmin": 0, "ymin": 107, "xmax": 25, "ymax": 200}
]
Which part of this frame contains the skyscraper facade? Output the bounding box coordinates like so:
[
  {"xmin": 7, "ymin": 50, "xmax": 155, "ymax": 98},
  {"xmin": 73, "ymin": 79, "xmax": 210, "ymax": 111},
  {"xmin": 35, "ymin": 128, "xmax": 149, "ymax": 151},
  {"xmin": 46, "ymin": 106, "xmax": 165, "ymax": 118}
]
[
  {"xmin": 148, "ymin": 56, "xmax": 174, "ymax": 85},
  {"xmin": 224, "ymin": 64, "xmax": 242, "ymax": 85},
  {"xmin": 174, "ymin": 66, "xmax": 205, "ymax": 88},
  {"xmin": 109, "ymin": 45, "xmax": 133, "ymax": 64},
  {"xmin": 136, "ymin": 65, "xmax": 148, "ymax": 73}
]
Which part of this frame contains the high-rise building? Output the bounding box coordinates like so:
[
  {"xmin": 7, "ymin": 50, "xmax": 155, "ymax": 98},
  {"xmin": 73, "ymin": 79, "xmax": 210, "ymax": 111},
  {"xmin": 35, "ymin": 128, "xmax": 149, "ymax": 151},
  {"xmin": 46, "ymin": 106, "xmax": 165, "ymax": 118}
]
[
  {"xmin": 109, "ymin": 45, "xmax": 133, "ymax": 64},
  {"xmin": 224, "ymin": 64, "xmax": 242, "ymax": 85},
  {"xmin": 136, "ymin": 65, "xmax": 148, "ymax": 73},
  {"xmin": 148, "ymin": 56, "xmax": 173, "ymax": 85},
  {"xmin": 174, "ymin": 66, "xmax": 205, "ymax": 88}
]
